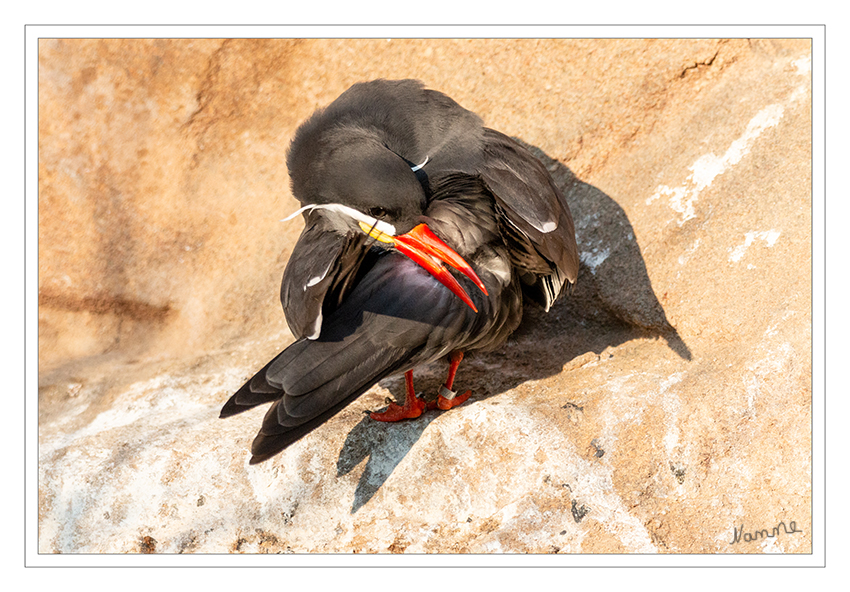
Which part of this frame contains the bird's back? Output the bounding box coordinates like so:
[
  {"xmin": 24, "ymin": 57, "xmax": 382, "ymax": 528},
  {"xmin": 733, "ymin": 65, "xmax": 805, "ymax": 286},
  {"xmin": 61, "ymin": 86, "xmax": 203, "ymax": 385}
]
[
  {"xmin": 222, "ymin": 79, "xmax": 577, "ymax": 463},
  {"xmin": 223, "ymin": 177, "xmax": 522, "ymax": 462}
]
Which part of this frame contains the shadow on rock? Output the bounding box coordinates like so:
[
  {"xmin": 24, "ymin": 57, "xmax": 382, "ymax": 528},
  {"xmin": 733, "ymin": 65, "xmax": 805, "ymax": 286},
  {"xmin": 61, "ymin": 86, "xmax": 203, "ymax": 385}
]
[
  {"xmin": 550, "ymin": 153, "xmax": 692, "ymax": 363},
  {"xmin": 336, "ymin": 142, "xmax": 691, "ymax": 513},
  {"xmin": 337, "ymin": 412, "xmax": 439, "ymax": 513}
]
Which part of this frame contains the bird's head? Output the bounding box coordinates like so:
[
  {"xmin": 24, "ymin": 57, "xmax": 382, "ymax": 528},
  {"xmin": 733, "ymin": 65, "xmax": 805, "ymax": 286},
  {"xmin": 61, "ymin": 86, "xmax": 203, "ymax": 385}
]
[{"xmin": 284, "ymin": 134, "xmax": 487, "ymax": 312}]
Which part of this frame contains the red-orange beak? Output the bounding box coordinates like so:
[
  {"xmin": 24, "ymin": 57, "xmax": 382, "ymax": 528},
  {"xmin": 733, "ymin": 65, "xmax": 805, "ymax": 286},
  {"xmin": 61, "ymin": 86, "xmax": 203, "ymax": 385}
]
[{"xmin": 360, "ymin": 221, "xmax": 487, "ymax": 312}]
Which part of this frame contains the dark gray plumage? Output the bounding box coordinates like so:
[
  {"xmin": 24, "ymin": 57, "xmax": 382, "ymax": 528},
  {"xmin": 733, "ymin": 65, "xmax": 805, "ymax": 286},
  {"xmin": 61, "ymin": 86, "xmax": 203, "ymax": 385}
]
[{"xmin": 221, "ymin": 79, "xmax": 579, "ymax": 463}]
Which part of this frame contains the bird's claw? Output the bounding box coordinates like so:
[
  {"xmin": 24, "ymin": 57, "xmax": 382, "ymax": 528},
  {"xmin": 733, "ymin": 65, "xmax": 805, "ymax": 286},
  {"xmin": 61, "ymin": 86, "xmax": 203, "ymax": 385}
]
[
  {"xmin": 369, "ymin": 397, "xmax": 426, "ymax": 422},
  {"xmin": 370, "ymin": 388, "xmax": 472, "ymax": 421},
  {"xmin": 370, "ymin": 363, "xmax": 471, "ymax": 422}
]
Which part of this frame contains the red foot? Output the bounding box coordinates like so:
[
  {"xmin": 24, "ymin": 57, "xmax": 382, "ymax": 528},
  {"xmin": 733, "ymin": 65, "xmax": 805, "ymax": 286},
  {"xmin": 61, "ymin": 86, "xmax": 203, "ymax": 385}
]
[
  {"xmin": 370, "ymin": 370, "xmax": 426, "ymax": 422},
  {"xmin": 427, "ymin": 350, "xmax": 471, "ymax": 410},
  {"xmin": 428, "ymin": 389, "xmax": 472, "ymax": 410},
  {"xmin": 370, "ymin": 397, "xmax": 426, "ymax": 421},
  {"xmin": 370, "ymin": 352, "xmax": 472, "ymax": 422}
]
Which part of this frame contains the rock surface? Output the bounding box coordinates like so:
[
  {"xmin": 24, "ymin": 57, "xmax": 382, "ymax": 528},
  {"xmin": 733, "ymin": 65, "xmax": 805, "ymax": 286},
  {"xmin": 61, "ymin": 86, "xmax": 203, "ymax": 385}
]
[{"xmin": 38, "ymin": 39, "xmax": 812, "ymax": 554}]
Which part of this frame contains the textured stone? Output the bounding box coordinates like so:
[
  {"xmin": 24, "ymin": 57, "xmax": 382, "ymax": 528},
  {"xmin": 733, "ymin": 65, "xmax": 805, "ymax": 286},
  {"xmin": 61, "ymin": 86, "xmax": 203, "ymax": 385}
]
[{"xmin": 38, "ymin": 38, "xmax": 811, "ymax": 554}]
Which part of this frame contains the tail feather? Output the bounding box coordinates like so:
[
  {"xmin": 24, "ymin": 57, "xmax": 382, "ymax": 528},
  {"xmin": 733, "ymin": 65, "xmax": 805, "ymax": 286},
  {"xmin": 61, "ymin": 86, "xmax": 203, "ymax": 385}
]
[
  {"xmin": 248, "ymin": 383, "xmax": 374, "ymax": 463},
  {"xmin": 221, "ymin": 253, "xmax": 463, "ymax": 462},
  {"xmin": 222, "ymin": 327, "xmax": 415, "ymax": 462},
  {"xmin": 219, "ymin": 354, "xmax": 285, "ymax": 418}
]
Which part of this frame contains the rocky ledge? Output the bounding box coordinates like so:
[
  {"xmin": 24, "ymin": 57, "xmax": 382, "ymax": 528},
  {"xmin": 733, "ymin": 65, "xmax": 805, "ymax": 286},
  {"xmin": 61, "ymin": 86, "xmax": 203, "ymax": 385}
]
[{"xmin": 38, "ymin": 38, "xmax": 811, "ymax": 554}]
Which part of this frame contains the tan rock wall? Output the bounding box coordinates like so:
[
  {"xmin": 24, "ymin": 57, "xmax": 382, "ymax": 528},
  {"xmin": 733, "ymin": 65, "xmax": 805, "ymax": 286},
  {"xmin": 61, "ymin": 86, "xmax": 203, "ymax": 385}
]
[{"xmin": 38, "ymin": 38, "xmax": 812, "ymax": 554}]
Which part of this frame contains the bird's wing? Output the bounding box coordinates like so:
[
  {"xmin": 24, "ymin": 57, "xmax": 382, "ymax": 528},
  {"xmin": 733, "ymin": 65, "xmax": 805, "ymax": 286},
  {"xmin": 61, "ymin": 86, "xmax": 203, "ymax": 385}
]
[
  {"xmin": 227, "ymin": 253, "xmax": 474, "ymax": 463},
  {"xmin": 280, "ymin": 215, "xmax": 378, "ymax": 340},
  {"xmin": 477, "ymin": 128, "xmax": 580, "ymax": 310}
]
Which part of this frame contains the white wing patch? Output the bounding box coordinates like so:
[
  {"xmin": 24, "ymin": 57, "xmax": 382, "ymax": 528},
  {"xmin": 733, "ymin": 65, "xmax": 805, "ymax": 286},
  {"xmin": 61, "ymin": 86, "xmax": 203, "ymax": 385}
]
[
  {"xmin": 307, "ymin": 310, "xmax": 323, "ymax": 340},
  {"xmin": 303, "ymin": 260, "xmax": 334, "ymax": 291}
]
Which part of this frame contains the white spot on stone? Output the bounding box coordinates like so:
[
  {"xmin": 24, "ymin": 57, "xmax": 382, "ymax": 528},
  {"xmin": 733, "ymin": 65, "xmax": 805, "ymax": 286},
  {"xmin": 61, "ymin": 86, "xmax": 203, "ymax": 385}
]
[
  {"xmin": 760, "ymin": 534, "xmax": 785, "ymax": 554},
  {"xmin": 765, "ymin": 229, "xmax": 781, "ymax": 246},
  {"xmin": 788, "ymin": 85, "xmax": 808, "ymax": 103},
  {"xmin": 792, "ymin": 56, "xmax": 811, "ymax": 75},
  {"xmin": 728, "ymin": 230, "xmax": 781, "ymax": 263},
  {"xmin": 678, "ymin": 238, "xmax": 702, "ymax": 265},
  {"xmin": 647, "ymin": 104, "xmax": 785, "ymax": 225},
  {"xmin": 580, "ymin": 247, "xmax": 610, "ymax": 274},
  {"xmin": 659, "ymin": 373, "xmax": 685, "ymax": 456},
  {"xmin": 575, "ymin": 210, "xmax": 600, "ymax": 232}
]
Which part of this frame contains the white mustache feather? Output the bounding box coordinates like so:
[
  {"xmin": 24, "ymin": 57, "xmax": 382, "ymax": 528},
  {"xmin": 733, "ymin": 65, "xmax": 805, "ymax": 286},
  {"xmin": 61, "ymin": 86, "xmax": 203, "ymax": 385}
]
[{"xmin": 281, "ymin": 203, "xmax": 397, "ymax": 236}]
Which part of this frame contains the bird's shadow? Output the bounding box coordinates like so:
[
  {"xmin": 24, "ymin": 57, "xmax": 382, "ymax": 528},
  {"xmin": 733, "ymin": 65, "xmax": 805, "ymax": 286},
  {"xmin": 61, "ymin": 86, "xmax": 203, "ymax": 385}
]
[{"xmin": 335, "ymin": 143, "xmax": 691, "ymax": 513}]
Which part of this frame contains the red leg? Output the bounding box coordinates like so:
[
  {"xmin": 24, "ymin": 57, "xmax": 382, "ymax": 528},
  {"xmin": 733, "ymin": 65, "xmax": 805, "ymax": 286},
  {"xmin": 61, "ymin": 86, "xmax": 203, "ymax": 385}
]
[
  {"xmin": 370, "ymin": 370, "xmax": 426, "ymax": 422},
  {"xmin": 428, "ymin": 350, "xmax": 472, "ymax": 411}
]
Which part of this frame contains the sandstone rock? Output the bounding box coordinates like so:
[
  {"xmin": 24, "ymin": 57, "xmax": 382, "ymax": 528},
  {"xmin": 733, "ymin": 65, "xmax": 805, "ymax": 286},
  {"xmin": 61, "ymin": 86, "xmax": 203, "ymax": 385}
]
[{"xmin": 38, "ymin": 38, "xmax": 811, "ymax": 554}]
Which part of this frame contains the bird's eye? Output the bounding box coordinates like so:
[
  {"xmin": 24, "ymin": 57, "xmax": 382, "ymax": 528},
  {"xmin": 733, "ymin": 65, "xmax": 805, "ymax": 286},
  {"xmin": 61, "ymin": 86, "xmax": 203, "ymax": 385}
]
[{"xmin": 369, "ymin": 207, "xmax": 387, "ymax": 219}]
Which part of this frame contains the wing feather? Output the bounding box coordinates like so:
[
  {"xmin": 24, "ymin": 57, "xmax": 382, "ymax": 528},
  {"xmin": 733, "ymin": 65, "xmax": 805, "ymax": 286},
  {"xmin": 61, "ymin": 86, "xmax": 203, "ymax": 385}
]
[{"xmin": 477, "ymin": 128, "xmax": 580, "ymax": 309}]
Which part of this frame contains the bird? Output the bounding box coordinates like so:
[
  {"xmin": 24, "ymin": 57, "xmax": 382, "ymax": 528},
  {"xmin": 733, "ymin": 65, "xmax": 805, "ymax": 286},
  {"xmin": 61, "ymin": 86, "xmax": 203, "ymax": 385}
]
[{"xmin": 220, "ymin": 79, "xmax": 579, "ymax": 464}]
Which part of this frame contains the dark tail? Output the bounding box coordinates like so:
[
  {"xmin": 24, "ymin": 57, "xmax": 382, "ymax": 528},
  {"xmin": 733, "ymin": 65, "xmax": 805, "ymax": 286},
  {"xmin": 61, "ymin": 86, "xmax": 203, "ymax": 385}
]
[
  {"xmin": 220, "ymin": 253, "xmax": 462, "ymax": 463},
  {"xmin": 220, "ymin": 338, "xmax": 407, "ymax": 463},
  {"xmin": 246, "ymin": 383, "xmax": 377, "ymax": 464},
  {"xmin": 220, "ymin": 355, "xmax": 286, "ymax": 419}
]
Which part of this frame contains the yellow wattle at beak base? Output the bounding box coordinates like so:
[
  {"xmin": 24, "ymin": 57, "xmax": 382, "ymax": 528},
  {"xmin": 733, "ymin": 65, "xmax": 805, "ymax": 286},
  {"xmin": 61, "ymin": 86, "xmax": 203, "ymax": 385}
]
[{"xmin": 358, "ymin": 220, "xmax": 396, "ymax": 244}]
